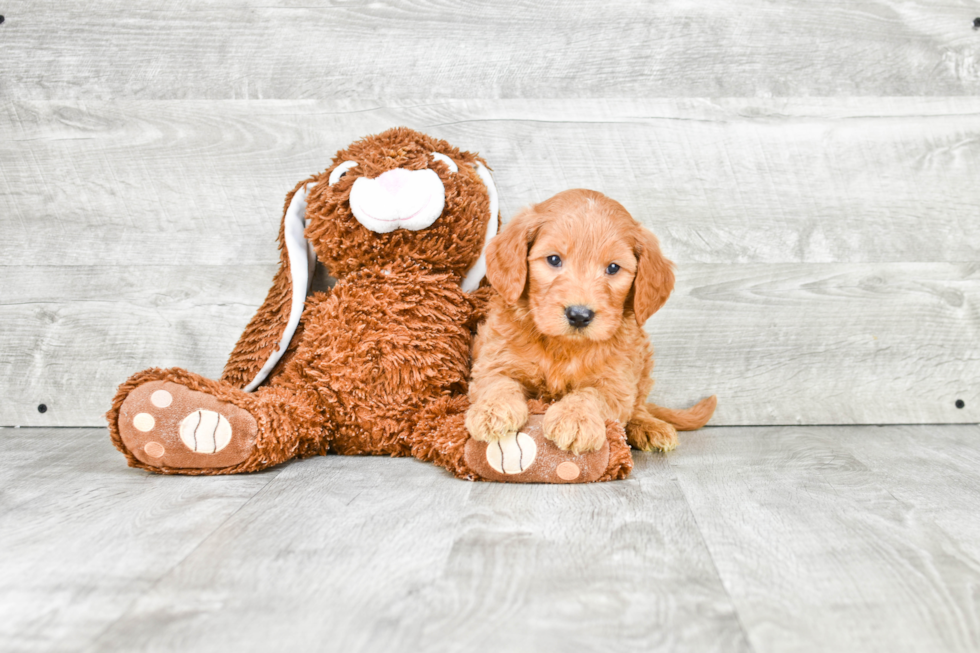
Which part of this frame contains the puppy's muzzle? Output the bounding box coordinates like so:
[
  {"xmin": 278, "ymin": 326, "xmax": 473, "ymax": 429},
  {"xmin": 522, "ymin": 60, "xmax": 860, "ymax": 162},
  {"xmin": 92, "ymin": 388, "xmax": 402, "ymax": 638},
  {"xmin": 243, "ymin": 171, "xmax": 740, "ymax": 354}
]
[{"xmin": 565, "ymin": 305, "xmax": 595, "ymax": 329}]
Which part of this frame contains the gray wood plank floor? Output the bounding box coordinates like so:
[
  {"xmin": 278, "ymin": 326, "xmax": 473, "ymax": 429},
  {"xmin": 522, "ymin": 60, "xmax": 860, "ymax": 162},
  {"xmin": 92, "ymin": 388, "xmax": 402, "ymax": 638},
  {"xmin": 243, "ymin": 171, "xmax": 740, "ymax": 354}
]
[{"xmin": 3, "ymin": 425, "xmax": 979, "ymax": 653}]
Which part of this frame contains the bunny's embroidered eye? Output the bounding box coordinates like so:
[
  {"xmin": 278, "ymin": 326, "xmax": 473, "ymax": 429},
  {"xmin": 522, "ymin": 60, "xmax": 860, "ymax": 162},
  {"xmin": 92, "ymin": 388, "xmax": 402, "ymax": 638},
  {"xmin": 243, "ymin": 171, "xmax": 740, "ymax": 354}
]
[
  {"xmin": 329, "ymin": 161, "xmax": 358, "ymax": 185},
  {"xmin": 431, "ymin": 152, "xmax": 458, "ymax": 173},
  {"xmin": 606, "ymin": 263, "xmax": 621, "ymax": 275},
  {"xmin": 547, "ymin": 255, "xmax": 562, "ymax": 268}
]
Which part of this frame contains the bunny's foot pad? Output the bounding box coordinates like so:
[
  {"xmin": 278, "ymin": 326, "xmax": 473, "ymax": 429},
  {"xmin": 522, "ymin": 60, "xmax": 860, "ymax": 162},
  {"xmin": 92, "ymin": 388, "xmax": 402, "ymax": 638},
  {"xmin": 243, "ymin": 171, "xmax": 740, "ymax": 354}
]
[
  {"xmin": 464, "ymin": 414, "xmax": 610, "ymax": 484},
  {"xmin": 117, "ymin": 381, "xmax": 257, "ymax": 469}
]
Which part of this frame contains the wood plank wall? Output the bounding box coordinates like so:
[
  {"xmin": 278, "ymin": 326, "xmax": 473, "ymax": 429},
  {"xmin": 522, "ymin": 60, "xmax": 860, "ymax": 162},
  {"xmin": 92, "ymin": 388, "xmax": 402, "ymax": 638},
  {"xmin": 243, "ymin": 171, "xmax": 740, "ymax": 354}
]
[{"xmin": 1, "ymin": 1, "xmax": 978, "ymax": 426}]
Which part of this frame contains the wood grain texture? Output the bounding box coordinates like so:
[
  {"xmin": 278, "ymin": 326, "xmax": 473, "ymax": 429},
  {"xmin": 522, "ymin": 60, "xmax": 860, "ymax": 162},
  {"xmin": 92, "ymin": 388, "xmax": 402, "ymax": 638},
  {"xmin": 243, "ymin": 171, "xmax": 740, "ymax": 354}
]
[
  {"xmin": 670, "ymin": 424, "xmax": 980, "ymax": 653},
  {"xmin": 86, "ymin": 455, "xmax": 476, "ymax": 653},
  {"xmin": 0, "ymin": 427, "xmax": 278, "ymax": 653},
  {"xmin": 1, "ymin": 0, "xmax": 978, "ymax": 100},
  {"xmin": 5, "ymin": 425, "xmax": 980, "ymax": 652},
  {"xmin": 84, "ymin": 446, "xmax": 749, "ymax": 653},
  {"xmin": 0, "ymin": 265, "xmax": 275, "ymax": 426},
  {"xmin": 375, "ymin": 454, "xmax": 750, "ymax": 653},
  {"xmin": 3, "ymin": 98, "xmax": 979, "ymax": 266},
  {"xmin": 2, "ymin": 99, "xmax": 979, "ymax": 426},
  {"xmin": 649, "ymin": 262, "xmax": 980, "ymax": 427},
  {"xmin": 3, "ymin": 262, "xmax": 977, "ymax": 427}
]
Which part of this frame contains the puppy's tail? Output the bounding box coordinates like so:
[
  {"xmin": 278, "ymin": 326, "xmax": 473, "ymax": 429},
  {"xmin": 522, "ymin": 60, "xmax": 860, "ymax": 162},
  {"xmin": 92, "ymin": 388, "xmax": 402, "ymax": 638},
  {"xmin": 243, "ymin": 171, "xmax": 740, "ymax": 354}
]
[{"xmin": 647, "ymin": 395, "xmax": 717, "ymax": 431}]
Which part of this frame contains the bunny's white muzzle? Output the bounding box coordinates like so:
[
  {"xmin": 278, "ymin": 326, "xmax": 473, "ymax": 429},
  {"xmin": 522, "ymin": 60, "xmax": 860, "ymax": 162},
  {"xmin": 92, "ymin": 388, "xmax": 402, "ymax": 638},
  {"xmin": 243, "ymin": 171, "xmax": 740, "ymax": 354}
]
[{"xmin": 348, "ymin": 168, "xmax": 446, "ymax": 234}]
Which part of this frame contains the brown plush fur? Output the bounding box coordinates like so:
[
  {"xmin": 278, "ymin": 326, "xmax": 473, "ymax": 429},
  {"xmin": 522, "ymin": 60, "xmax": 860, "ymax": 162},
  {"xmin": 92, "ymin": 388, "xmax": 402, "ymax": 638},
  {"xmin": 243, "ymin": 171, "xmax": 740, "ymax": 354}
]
[
  {"xmin": 466, "ymin": 189, "xmax": 716, "ymax": 456},
  {"xmin": 108, "ymin": 128, "xmax": 499, "ymax": 477},
  {"xmin": 220, "ymin": 131, "xmax": 491, "ymax": 390}
]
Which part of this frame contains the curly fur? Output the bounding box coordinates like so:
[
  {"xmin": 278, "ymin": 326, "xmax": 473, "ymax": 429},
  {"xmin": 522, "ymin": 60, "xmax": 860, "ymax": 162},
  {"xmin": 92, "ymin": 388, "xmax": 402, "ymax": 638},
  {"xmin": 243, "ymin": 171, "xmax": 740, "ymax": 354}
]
[{"xmin": 467, "ymin": 189, "xmax": 716, "ymax": 456}]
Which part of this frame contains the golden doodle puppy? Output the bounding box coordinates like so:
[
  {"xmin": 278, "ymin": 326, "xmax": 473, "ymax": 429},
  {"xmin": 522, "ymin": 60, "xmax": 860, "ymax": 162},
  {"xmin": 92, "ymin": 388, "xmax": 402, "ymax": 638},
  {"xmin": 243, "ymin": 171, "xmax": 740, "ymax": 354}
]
[{"xmin": 466, "ymin": 189, "xmax": 716, "ymax": 456}]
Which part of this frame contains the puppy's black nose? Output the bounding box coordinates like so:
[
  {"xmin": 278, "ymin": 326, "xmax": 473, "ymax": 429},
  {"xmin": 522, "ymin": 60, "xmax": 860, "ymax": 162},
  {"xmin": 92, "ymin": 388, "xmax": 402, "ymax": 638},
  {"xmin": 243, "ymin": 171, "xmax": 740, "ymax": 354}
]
[{"xmin": 565, "ymin": 305, "xmax": 595, "ymax": 328}]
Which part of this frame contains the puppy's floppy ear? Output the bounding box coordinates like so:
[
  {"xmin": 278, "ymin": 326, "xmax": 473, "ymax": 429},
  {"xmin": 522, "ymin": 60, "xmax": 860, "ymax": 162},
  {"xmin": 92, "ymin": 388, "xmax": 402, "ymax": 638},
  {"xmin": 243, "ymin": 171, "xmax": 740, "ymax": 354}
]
[
  {"xmin": 485, "ymin": 206, "xmax": 540, "ymax": 305},
  {"xmin": 632, "ymin": 226, "xmax": 675, "ymax": 326}
]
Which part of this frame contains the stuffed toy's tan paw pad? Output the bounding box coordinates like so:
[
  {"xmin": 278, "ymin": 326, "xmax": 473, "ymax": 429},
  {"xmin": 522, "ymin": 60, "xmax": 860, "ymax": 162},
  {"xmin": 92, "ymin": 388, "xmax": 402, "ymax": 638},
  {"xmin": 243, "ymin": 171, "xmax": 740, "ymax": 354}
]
[
  {"xmin": 464, "ymin": 414, "xmax": 609, "ymax": 484},
  {"xmin": 117, "ymin": 381, "xmax": 257, "ymax": 469}
]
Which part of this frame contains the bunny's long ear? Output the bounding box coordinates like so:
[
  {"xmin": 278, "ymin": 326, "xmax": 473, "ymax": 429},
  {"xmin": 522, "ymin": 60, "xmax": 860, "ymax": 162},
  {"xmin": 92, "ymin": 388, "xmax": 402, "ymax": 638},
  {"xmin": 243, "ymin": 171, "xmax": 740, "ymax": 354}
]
[
  {"xmin": 460, "ymin": 161, "xmax": 499, "ymax": 293},
  {"xmin": 221, "ymin": 179, "xmax": 317, "ymax": 391}
]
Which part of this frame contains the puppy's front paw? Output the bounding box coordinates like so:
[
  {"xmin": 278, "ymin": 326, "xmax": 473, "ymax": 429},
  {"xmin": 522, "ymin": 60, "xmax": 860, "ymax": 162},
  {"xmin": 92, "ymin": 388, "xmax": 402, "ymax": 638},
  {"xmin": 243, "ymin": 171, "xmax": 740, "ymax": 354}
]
[
  {"xmin": 543, "ymin": 399, "xmax": 606, "ymax": 454},
  {"xmin": 466, "ymin": 396, "xmax": 529, "ymax": 443}
]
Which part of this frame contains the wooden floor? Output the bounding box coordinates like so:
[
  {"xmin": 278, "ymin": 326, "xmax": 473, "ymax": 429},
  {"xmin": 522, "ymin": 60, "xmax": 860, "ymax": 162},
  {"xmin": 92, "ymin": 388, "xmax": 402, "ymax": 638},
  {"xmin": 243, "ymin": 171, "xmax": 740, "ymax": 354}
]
[{"xmin": 3, "ymin": 425, "xmax": 979, "ymax": 653}]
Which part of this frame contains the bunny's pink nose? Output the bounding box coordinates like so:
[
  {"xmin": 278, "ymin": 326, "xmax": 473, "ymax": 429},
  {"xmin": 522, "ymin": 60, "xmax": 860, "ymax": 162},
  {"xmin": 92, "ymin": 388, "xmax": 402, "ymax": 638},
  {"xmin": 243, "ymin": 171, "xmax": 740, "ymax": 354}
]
[{"xmin": 376, "ymin": 168, "xmax": 411, "ymax": 195}]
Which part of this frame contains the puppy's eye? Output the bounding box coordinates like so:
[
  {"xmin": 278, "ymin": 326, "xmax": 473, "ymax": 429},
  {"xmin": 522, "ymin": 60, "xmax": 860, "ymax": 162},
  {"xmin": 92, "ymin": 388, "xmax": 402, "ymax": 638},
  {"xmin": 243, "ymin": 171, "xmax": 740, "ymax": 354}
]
[
  {"xmin": 606, "ymin": 263, "xmax": 621, "ymax": 275},
  {"xmin": 431, "ymin": 152, "xmax": 458, "ymax": 173},
  {"xmin": 329, "ymin": 160, "xmax": 358, "ymax": 185},
  {"xmin": 546, "ymin": 255, "xmax": 562, "ymax": 268}
]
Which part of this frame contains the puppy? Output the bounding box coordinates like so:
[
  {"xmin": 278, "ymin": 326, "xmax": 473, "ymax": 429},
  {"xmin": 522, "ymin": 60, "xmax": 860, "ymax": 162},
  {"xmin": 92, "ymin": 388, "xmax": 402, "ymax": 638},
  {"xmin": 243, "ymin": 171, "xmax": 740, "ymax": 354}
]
[{"xmin": 465, "ymin": 189, "xmax": 716, "ymax": 455}]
